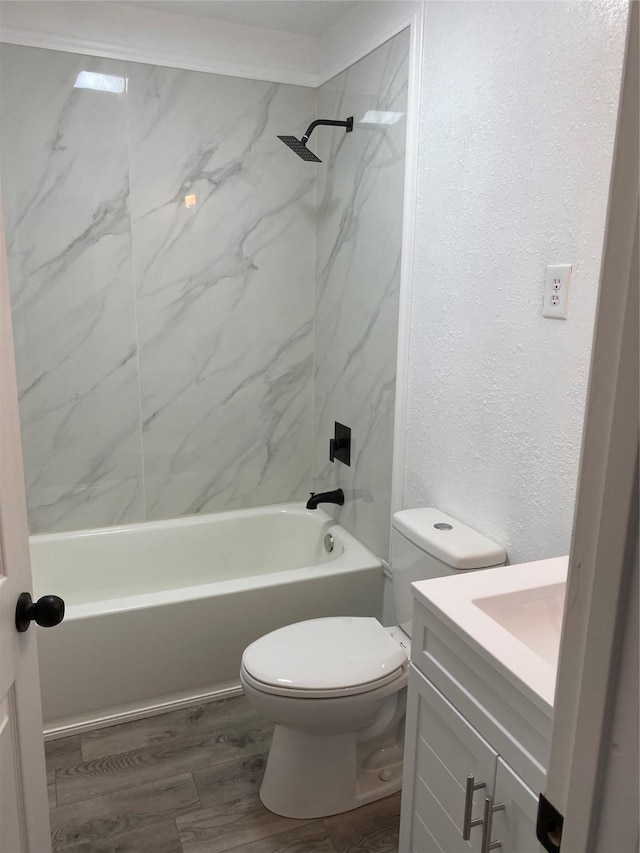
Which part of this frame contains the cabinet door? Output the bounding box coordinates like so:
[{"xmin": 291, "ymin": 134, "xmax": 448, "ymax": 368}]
[
  {"xmin": 400, "ymin": 665, "xmax": 498, "ymax": 853},
  {"xmin": 488, "ymin": 758, "xmax": 545, "ymax": 853}
]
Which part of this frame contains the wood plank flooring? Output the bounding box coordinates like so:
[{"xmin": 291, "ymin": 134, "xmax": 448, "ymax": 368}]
[{"xmin": 45, "ymin": 695, "xmax": 400, "ymax": 852}]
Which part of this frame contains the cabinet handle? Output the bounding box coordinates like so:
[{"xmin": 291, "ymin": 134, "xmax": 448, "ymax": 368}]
[
  {"xmin": 463, "ymin": 774, "xmax": 487, "ymax": 840},
  {"xmin": 481, "ymin": 796, "xmax": 506, "ymax": 852}
]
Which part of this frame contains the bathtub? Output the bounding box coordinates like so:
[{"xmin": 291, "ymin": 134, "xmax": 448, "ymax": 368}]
[{"xmin": 30, "ymin": 504, "xmax": 384, "ymax": 737}]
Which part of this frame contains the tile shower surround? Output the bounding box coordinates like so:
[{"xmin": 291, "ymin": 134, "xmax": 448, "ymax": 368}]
[
  {"xmin": 314, "ymin": 33, "xmax": 409, "ymax": 560},
  {"xmin": 1, "ymin": 33, "xmax": 409, "ymax": 561},
  {"xmin": 1, "ymin": 48, "xmax": 315, "ymax": 533}
]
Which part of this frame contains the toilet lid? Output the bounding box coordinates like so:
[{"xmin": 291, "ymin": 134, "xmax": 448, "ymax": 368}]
[{"xmin": 241, "ymin": 617, "xmax": 407, "ymax": 694}]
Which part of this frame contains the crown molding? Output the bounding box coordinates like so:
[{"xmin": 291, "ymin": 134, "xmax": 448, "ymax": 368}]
[
  {"xmin": 0, "ymin": 1, "xmax": 321, "ymax": 87},
  {"xmin": 0, "ymin": 0, "xmax": 421, "ymax": 89},
  {"xmin": 317, "ymin": 1, "xmax": 418, "ymax": 86}
]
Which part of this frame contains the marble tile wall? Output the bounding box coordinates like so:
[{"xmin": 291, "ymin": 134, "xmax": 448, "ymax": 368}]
[
  {"xmin": 1, "ymin": 35, "xmax": 408, "ymax": 552},
  {"xmin": 1, "ymin": 49, "xmax": 143, "ymax": 533},
  {"xmin": 1, "ymin": 45, "xmax": 316, "ymax": 532},
  {"xmin": 127, "ymin": 65, "xmax": 316, "ymax": 519},
  {"xmin": 313, "ymin": 32, "xmax": 409, "ymax": 560}
]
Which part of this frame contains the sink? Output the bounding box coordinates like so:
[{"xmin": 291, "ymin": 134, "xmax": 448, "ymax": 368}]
[
  {"xmin": 472, "ymin": 582, "xmax": 566, "ymax": 666},
  {"xmin": 411, "ymin": 556, "xmax": 569, "ymax": 711}
]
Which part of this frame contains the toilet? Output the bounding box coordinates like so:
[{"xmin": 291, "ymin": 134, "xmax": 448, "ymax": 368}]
[{"xmin": 240, "ymin": 507, "xmax": 506, "ymax": 819}]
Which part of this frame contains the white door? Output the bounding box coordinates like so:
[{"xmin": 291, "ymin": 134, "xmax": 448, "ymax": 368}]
[{"xmin": 0, "ymin": 207, "xmax": 51, "ymax": 852}]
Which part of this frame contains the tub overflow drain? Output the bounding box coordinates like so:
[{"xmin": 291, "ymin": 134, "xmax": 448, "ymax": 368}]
[{"xmin": 324, "ymin": 533, "xmax": 335, "ymax": 553}]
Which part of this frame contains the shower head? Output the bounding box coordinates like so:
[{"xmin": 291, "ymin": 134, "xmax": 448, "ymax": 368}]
[
  {"xmin": 277, "ymin": 136, "xmax": 322, "ymax": 162},
  {"xmin": 278, "ymin": 116, "xmax": 353, "ymax": 163}
]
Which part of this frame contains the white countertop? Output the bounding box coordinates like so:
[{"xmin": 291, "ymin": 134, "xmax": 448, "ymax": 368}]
[{"xmin": 411, "ymin": 556, "xmax": 569, "ymax": 712}]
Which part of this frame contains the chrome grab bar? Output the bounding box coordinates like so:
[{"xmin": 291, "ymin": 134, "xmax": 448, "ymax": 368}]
[
  {"xmin": 481, "ymin": 796, "xmax": 506, "ymax": 852},
  {"xmin": 463, "ymin": 774, "xmax": 487, "ymax": 840}
]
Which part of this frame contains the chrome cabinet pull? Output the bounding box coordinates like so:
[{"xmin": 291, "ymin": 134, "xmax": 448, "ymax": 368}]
[
  {"xmin": 462, "ymin": 774, "xmax": 487, "ymax": 840},
  {"xmin": 481, "ymin": 796, "xmax": 506, "ymax": 852}
]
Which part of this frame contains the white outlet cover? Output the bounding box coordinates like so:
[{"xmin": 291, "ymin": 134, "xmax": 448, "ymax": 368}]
[{"xmin": 543, "ymin": 264, "xmax": 572, "ymax": 319}]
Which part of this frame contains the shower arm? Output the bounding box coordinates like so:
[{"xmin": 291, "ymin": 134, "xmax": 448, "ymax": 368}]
[{"xmin": 301, "ymin": 117, "xmax": 354, "ymax": 144}]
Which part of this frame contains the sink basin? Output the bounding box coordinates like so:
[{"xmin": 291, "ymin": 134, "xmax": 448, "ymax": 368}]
[
  {"xmin": 473, "ymin": 582, "xmax": 566, "ymax": 666},
  {"xmin": 411, "ymin": 556, "xmax": 569, "ymax": 711}
]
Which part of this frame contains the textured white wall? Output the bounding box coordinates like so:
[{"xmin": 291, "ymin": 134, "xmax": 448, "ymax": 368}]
[{"xmin": 404, "ymin": 1, "xmax": 628, "ymax": 564}]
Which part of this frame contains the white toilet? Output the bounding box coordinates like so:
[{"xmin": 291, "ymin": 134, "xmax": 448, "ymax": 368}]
[{"xmin": 240, "ymin": 507, "xmax": 506, "ymax": 819}]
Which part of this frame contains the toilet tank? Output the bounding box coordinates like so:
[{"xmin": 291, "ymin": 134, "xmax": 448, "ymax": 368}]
[{"xmin": 391, "ymin": 508, "xmax": 506, "ymax": 636}]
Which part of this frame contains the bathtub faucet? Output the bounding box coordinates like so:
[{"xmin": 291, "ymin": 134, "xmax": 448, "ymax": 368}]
[{"xmin": 306, "ymin": 488, "xmax": 345, "ymax": 510}]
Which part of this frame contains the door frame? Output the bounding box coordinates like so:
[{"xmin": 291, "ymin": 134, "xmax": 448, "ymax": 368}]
[{"xmin": 543, "ymin": 2, "xmax": 639, "ymax": 848}]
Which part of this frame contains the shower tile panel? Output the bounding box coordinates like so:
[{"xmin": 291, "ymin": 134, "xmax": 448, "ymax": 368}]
[
  {"xmin": 0, "ymin": 46, "xmax": 144, "ymax": 533},
  {"xmin": 126, "ymin": 66, "xmax": 316, "ymax": 518},
  {"xmin": 2, "ymin": 38, "xmax": 407, "ymax": 539},
  {"xmin": 1, "ymin": 46, "xmax": 316, "ymax": 531},
  {"xmin": 313, "ymin": 32, "xmax": 409, "ymax": 560}
]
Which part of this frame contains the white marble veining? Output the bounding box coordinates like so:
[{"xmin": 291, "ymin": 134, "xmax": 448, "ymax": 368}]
[
  {"xmin": 1, "ymin": 45, "xmax": 316, "ymax": 532},
  {"xmin": 127, "ymin": 65, "xmax": 316, "ymax": 518},
  {"xmin": 0, "ymin": 46, "xmax": 143, "ymax": 533},
  {"xmin": 313, "ymin": 31, "xmax": 409, "ymax": 560},
  {"xmin": 2, "ymin": 38, "xmax": 407, "ymax": 543}
]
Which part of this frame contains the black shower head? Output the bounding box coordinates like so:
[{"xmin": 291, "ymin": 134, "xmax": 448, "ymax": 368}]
[
  {"xmin": 278, "ymin": 116, "xmax": 353, "ymax": 163},
  {"xmin": 277, "ymin": 136, "xmax": 322, "ymax": 162}
]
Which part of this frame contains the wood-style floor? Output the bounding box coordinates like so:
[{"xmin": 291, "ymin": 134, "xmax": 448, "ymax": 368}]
[{"xmin": 45, "ymin": 695, "xmax": 401, "ymax": 852}]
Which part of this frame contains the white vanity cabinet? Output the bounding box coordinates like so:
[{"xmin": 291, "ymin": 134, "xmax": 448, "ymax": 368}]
[{"xmin": 400, "ymin": 596, "xmax": 551, "ymax": 853}]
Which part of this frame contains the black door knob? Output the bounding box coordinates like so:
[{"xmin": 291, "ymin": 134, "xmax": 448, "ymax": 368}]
[{"xmin": 15, "ymin": 592, "xmax": 65, "ymax": 633}]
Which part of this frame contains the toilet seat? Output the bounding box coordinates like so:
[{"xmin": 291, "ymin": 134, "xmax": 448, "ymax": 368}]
[
  {"xmin": 241, "ymin": 661, "xmax": 407, "ymax": 699},
  {"xmin": 241, "ymin": 616, "xmax": 408, "ymax": 699}
]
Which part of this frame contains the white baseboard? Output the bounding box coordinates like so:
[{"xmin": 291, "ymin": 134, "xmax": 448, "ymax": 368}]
[{"xmin": 43, "ymin": 680, "xmax": 243, "ymax": 741}]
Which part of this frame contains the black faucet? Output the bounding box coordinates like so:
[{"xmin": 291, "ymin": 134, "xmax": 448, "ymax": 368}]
[{"xmin": 306, "ymin": 488, "xmax": 345, "ymax": 510}]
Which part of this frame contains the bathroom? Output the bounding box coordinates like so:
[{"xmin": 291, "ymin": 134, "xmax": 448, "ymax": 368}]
[{"xmin": 0, "ymin": 1, "xmax": 636, "ymax": 852}]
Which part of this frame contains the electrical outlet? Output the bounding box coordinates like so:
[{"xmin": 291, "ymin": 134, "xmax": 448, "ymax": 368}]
[{"xmin": 543, "ymin": 264, "xmax": 572, "ymax": 319}]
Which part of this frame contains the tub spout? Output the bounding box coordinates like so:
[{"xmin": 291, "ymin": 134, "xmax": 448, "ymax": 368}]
[{"xmin": 306, "ymin": 489, "xmax": 345, "ymax": 510}]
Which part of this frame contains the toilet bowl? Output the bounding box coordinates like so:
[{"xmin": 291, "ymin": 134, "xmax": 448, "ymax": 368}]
[
  {"xmin": 240, "ymin": 616, "xmax": 409, "ymax": 819},
  {"xmin": 241, "ymin": 508, "xmax": 506, "ymax": 819}
]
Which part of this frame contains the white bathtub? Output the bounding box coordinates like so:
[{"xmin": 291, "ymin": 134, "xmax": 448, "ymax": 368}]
[{"xmin": 30, "ymin": 504, "xmax": 384, "ymax": 737}]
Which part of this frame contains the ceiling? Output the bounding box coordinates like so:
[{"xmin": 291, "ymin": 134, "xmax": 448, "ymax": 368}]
[{"xmin": 125, "ymin": 1, "xmax": 357, "ymax": 36}]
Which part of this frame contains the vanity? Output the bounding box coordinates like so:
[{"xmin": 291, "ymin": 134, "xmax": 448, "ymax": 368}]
[{"xmin": 399, "ymin": 556, "xmax": 568, "ymax": 853}]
